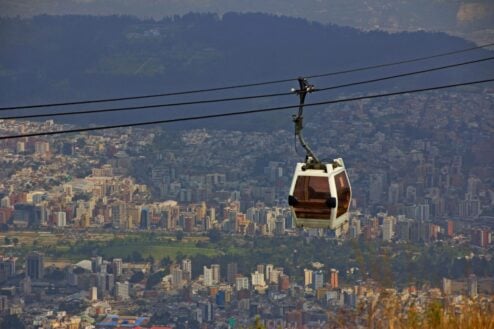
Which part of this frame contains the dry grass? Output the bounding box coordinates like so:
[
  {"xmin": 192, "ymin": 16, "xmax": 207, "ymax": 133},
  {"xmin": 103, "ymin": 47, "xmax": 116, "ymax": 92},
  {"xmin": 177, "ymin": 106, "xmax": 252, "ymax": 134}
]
[{"xmin": 347, "ymin": 290, "xmax": 494, "ymax": 329}]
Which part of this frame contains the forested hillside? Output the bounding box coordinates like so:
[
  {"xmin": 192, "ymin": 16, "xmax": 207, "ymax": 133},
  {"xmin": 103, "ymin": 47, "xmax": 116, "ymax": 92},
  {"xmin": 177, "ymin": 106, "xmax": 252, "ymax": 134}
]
[{"xmin": 0, "ymin": 13, "xmax": 492, "ymax": 129}]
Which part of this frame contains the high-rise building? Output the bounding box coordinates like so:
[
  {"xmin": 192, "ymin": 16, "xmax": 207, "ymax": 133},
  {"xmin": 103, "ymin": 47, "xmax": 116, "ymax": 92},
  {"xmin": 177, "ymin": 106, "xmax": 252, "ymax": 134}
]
[
  {"xmin": 387, "ymin": 183, "xmax": 400, "ymax": 204},
  {"xmin": 406, "ymin": 204, "xmax": 430, "ymax": 221},
  {"xmin": 56, "ymin": 211, "xmax": 66, "ymax": 227},
  {"xmin": 447, "ymin": 220, "xmax": 455, "ymax": 237},
  {"xmin": 257, "ymin": 264, "xmax": 265, "ymax": 276},
  {"xmin": 411, "ymin": 220, "xmax": 425, "ymax": 243},
  {"xmin": 265, "ymin": 264, "xmax": 274, "ymax": 283},
  {"xmin": 171, "ymin": 267, "xmax": 183, "ymax": 288},
  {"xmin": 211, "ymin": 264, "xmax": 220, "ymax": 284},
  {"xmin": 235, "ymin": 276, "xmax": 249, "ymax": 291},
  {"xmin": 251, "ymin": 271, "xmax": 266, "ymax": 287},
  {"xmin": 21, "ymin": 275, "xmax": 32, "ymax": 294},
  {"xmin": 100, "ymin": 261, "xmax": 109, "ymax": 274},
  {"xmin": 304, "ymin": 269, "xmax": 313, "ymax": 287},
  {"xmin": 471, "ymin": 229, "xmax": 491, "ymax": 248},
  {"xmin": 227, "ymin": 263, "xmax": 238, "ymax": 284},
  {"xmin": 34, "ymin": 141, "xmax": 50, "ymax": 155},
  {"xmin": 26, "ymin": 252, "xmax": 44, "ymax": 280},
  {"xmin": 208, "ymin": 208, "xmax": 216, "ymax": 223},
  {"xmin": 90, "ymin": 287, "xmax": 98, "ymax": 301},
  {"xmin": 459, "ymin": 195, "xmax": 481, "ymax": 219},
  {"xmin": 115, "ymin": 281, "xmax": 130, "ymax": 300},
  {"xmin": 279, "ymin": 274, "xmax": 290, "ymax": 291},
  {"xmin": 91, "ymin": 256, "xmax": 103, "ymax": 273},
  {"xmin": 313, "ymin": 270, "xmax": 324, "ymax": 290},
  {"xmin": 97, "ymin": 273, "xmax": 107, "ymax": 298},
  {"xmin": 203, "ymin": 266, "xmax": 213, "ymax": 287},
  {"xmin": 112, "ymin": 258, "xmax": 123, "ymax": 277},
  {"xmin": 330, "ymin": 269, "xmax": 339, "ymax": 289},
  {"xmin": 369, "ymin": 173, "xmax": 385, "ymax": 205},
  {"xmin": 140, "ymin": 208, "xmax": 150, "ymax": 229},
  {"xmin": 274, "ymin": 217, "xmax": 285, "ymax": 235},
  {"xmin": 467, "ymin": 176, "xmax": 481, "ymax": 197},
  {"xmin": 382, "ymin": 217, "xmax": 394, "ymax": 241},
  {"xmin": 111, "ymin": 202, "xmax": 127, "ymax": 229},
  {"xmin": 199, "ymin": 302, "xmax": 214, "ymax": 322},
  {"xmin": 182, "ymin": 259, "xmax": 192, "ymax": 281},
  {"xmin": 106, "ymin": 273, "xmax": 115, "ymax": 293},
  {"xmin": 396, "ymin": 218, "xmax": 412, "ymax": 241},
  {"xmin": 269, "ymin": 268, "xmax": 281, "ymax": 284},
  {"xmin": 0, "ymin": 256, "xmax": 16, "ymax": 279}
]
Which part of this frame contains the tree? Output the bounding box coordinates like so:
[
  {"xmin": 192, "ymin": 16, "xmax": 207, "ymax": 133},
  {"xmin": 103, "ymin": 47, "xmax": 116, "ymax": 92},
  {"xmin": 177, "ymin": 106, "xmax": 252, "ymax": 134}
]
[
  {"xmin": 207, "ymin": 228, "xmax": 221, "ymax": 243},
  {"xmin": 58, "ymin": 299, "xmax": 88, "ymax": 315},
  {"xmin": 131, "ymin": 250, "xmax": 144, "ymax": 262},
  {"xmin": 146, "ymin": 270, "xmax": 165, "ymax": 289},
  {"xmin": 175, "ymin": 230, "xmax": 184, "ymax": 241},
  {"xmin": 149, "ymin": 310, "xmax": 171, "ymax": 326},
  {"xmin": 175, "ymin": 251, "xmax": 186, "ymax": 263},
  {"xmin": 160, "ymin": 256, "xmax": 172, "ymax": 268},
  {"xmin": 12, "ymin": 237, "xmax": 19, "ymax": 246},
  {"xmin": 129, "ymin": 271, "xmax": 145, "ymax": 283},
  {"xmin": 3, "ymin": 237, "xmax": 10, "ymax": 245}
]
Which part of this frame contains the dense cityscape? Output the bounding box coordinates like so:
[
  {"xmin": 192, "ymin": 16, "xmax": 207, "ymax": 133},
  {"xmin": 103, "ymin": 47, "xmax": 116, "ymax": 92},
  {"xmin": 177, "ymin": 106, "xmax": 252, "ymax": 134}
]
[{"xmin": 0, "ymin": 87, "xmax": 493, "ymax": 328}]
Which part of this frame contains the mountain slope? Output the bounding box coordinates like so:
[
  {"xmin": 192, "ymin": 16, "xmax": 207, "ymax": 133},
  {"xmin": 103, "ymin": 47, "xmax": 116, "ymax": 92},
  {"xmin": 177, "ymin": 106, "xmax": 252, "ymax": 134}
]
[{"xmin": 0, "ymin": 13, "xmax": 492, "ymax": 129}]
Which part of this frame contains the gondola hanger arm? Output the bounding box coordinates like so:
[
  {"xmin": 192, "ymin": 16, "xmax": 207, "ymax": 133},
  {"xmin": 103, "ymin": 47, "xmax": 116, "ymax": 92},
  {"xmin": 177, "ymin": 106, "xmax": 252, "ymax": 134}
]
[{"xmin": 292, "ymin": 77, "xmax": 320, "ymax": 165}]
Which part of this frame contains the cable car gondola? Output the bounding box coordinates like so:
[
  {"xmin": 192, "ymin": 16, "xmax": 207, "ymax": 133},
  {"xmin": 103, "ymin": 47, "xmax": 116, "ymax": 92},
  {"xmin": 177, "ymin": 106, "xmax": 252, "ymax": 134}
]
[{"xmin": 287, "ymin": 78, "xmax": 352, "ymax": 230}]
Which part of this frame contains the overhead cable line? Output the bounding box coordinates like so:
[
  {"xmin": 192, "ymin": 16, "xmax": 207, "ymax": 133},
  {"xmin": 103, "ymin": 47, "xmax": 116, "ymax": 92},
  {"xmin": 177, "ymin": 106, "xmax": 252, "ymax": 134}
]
[
  {"xmin": 306, "ymin": 42, "xmax": 494, "ymax": 80},
  {"xmin": 1, "ymin": 77, "xmax": 492, "ymax": 140},
  {"xmin": 0, "ymin": 42, "xmax": 493, "ymax": 111},
  {"xmin": 0, "ymin": 90, "xmax": 291, "ymax": 120},
  {"xmin": 2, "ymin": 56, "xmax": 493, "ymax": 120},
  {"xmin": 316, "ymin": 56, "xmax": 494, "ymax": 92}
]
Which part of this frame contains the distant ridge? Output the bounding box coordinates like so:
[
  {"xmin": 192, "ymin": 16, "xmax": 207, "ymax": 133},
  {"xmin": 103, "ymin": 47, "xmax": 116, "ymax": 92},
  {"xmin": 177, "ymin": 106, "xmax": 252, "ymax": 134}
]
[{"xmin": 0, "ymin": 13, "xmax": 492, "ymax": 129}]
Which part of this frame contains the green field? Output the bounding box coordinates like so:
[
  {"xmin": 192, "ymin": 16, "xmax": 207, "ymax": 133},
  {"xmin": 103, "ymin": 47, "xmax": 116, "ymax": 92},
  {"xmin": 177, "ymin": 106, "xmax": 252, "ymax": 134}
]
[
  {"xmin": 100, "ymin": 241, "xmax": 220, "ymax": 260},
  {"xmin": 1, "ymin": 231, "xmax": 227, "ymax": 263}
]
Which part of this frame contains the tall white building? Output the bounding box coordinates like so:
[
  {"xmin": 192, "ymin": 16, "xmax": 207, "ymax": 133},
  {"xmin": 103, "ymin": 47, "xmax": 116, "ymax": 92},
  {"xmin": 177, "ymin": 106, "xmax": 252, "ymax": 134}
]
[
  {"xmin": 304, "ymin": 269, "xmax": 313, "ymax": 287},
  {"xmin": 383, "ymin": 217, "xmax": 395, "ymax": 241},
  {"xmin": 115, "ymin": 281, "xmax": 129, "ymax": 300},
  {"xmin": 269, "ymin": 268, "xmax": 281, "ymax": 284},
  {"xmin": 203, "ymin": 266, "xmax": 213, "ymax": 287},
  {"xmin": 182, "ymin": 258, "xmax": 192, "ymax": 281},
  {"xmin": 235, "ymin": 276, "xmax": 249, "ymax": 291},
  {"xmin": 265, "ymin": 264, "xmax": 274, "ymax": 282},
  {"xmin": 171, "ymin": 267, "xmax": 183, "ymax": 288},
  {"xmin": 56, "ymin": 212, "xmax": 66, "ymax": 227},
  {"xmin": 251, "ymin": 271, "xmax": 266, "ymax": 287},
  {"xmin": 90, "ymin": 287, "xmax": 98, "ymax": 301},
  {"xmin": 211, "ymin": 264, "xmax": 220, "ymax": 284}
]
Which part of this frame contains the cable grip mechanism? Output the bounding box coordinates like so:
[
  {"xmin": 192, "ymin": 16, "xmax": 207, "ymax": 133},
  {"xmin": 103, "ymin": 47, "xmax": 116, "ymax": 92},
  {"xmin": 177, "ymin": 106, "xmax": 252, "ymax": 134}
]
[{"xmin": 292, "ymin": 77, "xmax": 322, "ymax": 168}]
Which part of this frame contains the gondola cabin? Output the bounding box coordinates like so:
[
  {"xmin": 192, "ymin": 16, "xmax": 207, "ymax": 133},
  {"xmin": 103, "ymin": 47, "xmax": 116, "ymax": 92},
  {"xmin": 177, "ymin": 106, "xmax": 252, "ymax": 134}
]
[{"xmin": 288, "ymin": 158, "xmax": 351, "ymax": 229}]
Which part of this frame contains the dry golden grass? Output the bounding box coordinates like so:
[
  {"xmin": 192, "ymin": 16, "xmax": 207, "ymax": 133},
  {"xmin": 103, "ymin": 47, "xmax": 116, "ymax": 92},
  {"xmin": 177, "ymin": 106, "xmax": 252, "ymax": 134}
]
[{"xmin": 352, "ymin": 290, "xmax": 494, "ymax": 329}]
